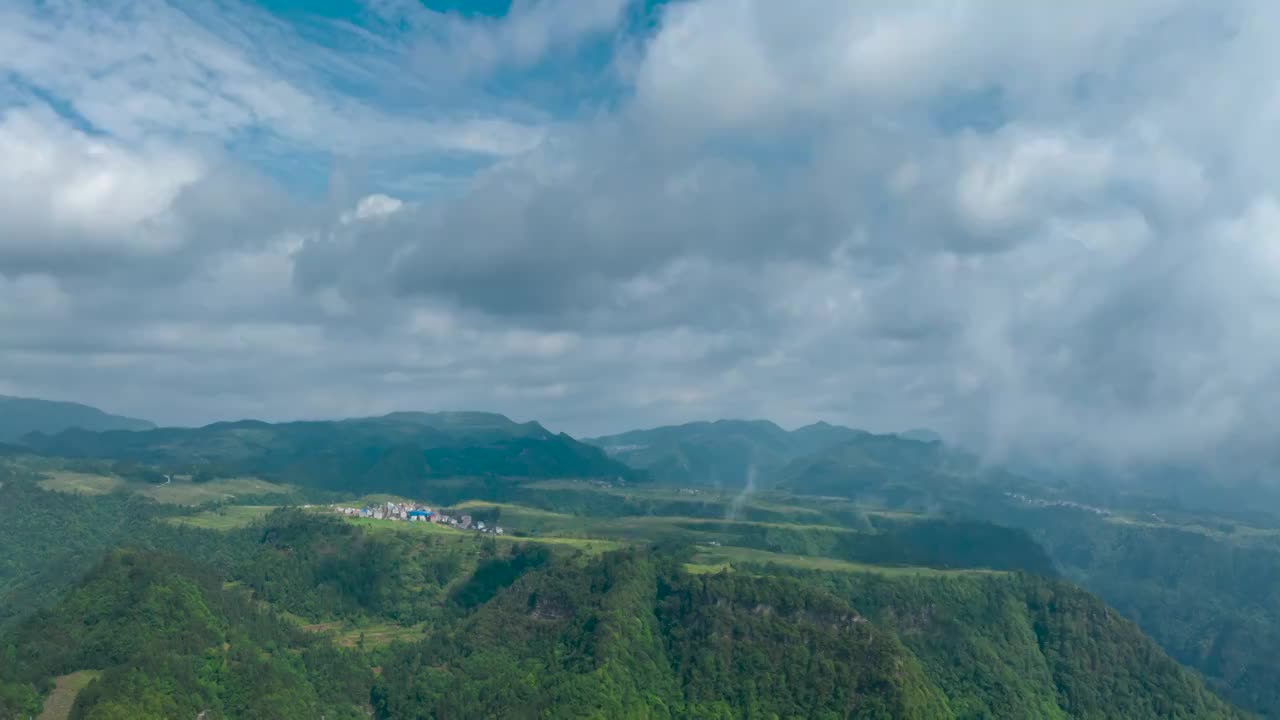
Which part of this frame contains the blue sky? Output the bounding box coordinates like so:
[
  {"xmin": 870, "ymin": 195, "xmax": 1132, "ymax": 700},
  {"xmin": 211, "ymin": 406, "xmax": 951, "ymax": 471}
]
[
  {"xmin": 3, "ymin": 0, "xmax": 1280, "ymax": 473},
  {"xmin": 0, "ymin": 0, "xmax": 636, "ymax": 199}
]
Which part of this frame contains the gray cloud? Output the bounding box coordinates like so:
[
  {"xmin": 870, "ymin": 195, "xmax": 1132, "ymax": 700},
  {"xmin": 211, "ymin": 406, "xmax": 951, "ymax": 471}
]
[{"xmin": 3, "ymin": 0, "xmax": 1280, "ymax": 483}]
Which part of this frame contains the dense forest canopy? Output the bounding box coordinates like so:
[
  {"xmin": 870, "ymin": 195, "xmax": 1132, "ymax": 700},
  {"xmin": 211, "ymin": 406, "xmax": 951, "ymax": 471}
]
[{"xmin": 0, "ymin": 508, "xmax": 1248, "ymax": 720}]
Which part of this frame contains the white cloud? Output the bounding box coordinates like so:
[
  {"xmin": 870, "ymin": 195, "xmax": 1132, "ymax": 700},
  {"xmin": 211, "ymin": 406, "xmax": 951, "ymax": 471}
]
[
  {"xmin": 631, "ymin": 0, "xmax": 1212, "ymax": 135},
  {"xmin": 345, "ymin": 194, "xmax": 405, "ymax": 223},
  {"xmin": 954, "ymin": 128, "xmax": 1114, "ymax": 237},
  {"xmin": 0, "ymin": 0, "xmax": 545, "ymax": 159},
  {"xmin": 0, "ymin": 105, "xmax": 203, "ymax": 257},
  {"xmin": 388, "ymin": 0, "xmax": 630, "ymax": 77}
]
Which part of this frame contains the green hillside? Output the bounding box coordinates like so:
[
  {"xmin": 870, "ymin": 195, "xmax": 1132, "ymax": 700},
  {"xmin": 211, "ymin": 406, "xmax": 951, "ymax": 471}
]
[
  {"xmin": 587, "ymin": 419, "xmax": 976, "ymax": 496},
  {"xmin": 772, "ymin": 431, "xmax": 1036, "ymax": 509},
  {"xmin": 0, "ymin": 549, "xmax": 369, "ymax": 720},
  {"xmin": 700, "ymin": 429, "xmax": 1280, "ymax": 717},
  {"xmin": 19, "ymin": 413, "xmax": 637, "ymax": 497},
  {"xmin": 817, "ymin": 570, "xmax": 1242, "ymax": 719},
  {"xmin": 0, "ymin": 396, "xmax": 153, "ymax": 443},
  {"xmin": 586, "ymin": 419, "xmax": 868, "ymax": 488},
  {"xmin": 0, "ymin": 511, "xmax": 1247, "ymax": 720},
  {"xmin": 0, "ymin": 468, "xmax": 175, "ymax": 632},
  {"xmin": 3, "ymin": 414, "xmax": 1274, "ymax": 717},
  {"xmin": 990, "ymin": 504, "xmax": 1280, "ymax": 715}
]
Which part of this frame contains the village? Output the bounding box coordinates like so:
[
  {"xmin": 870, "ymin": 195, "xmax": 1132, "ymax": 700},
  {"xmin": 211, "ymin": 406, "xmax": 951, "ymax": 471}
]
[
  {"xmin": 1004, "ymin": 491, "xmax": 1114, "ymax": 517},
  {"xmin": 330, "ymin": 501, "xmax": 504, "ymax": 535}
]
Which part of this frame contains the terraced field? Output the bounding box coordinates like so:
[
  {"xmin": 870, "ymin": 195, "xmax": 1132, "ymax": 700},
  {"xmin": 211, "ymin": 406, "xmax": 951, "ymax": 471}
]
[
  {"xmin": 37, "ymin": 471, "xmax": 124, "ymax": 495},
  {"xmin": 139, "ymin": 476, "xmax": 293, "ymax": 505},
  {"xmin": 166, "ymin": 504, "xmax": 278, "ymax": 530},
  {"xmin": 301, "ymin": 621, "xmax": 428, "ymax": 649},
  {"xmin": 685, "ymin": 544, "xmax": 1008, "ymax": 577},
  {"xmin": 38, "ymin": 470, "xmax": 293, "ymax": 505}
]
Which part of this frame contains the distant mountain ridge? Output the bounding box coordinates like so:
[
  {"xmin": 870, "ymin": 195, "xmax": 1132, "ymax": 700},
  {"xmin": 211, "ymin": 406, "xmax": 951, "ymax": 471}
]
[
  {"xmin": 0, "ymin": 395, "xmax": 154, "ymax": 442},
  {"xmin": 590, "ymin": 418, "xmax": 1042, "ymax": 512},
  {"xmin": 770, "ymin": 431, "xmax": 1040, "ymax": 512},
  {"xmin": 586, "ymin": 419, "xmax": 951, "ymax": 489},
  {"xmin": 19, "ymin": 410, "xmax": 636, "ymax": 498}
]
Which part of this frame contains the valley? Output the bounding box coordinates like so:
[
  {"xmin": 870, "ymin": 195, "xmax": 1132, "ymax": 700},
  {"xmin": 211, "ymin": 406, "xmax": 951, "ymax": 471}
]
[{"xmin": 1, "ymin": 409, "xmax": 1278, "ymax": 717}]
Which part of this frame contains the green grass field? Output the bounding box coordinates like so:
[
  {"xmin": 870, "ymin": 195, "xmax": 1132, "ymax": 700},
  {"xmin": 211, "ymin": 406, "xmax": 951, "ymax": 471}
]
[
  {"xmin": 37, "ymin": 670, "xmax": 101, "ymax": 720},
  {"xmin": 443, "ymin": 500, "xmax": 845, "ymax": 538},
  {"xmin": 166, "ymin": 505, "xmax": 278, "ymax": 530},
  {"xmin": 37, "ymin": 470, "xmax": 293, "ymax": 506},
  {"xmin": 684, "ymin": 545, "xmax": 1007, "ymax": 577},
  {"xmin": 520, "ymin": 479, "xmax": 921, "ymax": 528},
  {"xmin": 37, "ymin": 471, "xmax": 124, "ymax": 495},
  {"xmin": 1101, "ymin": 514, "xmax": 1280, "ymax": 554},
  {"xmin": 300, "ymin": 620, "xmax": 427, "ymax": 649},
  {"xmin": 452, "ymin": 500, "xmax": 567, "ymax": 517},
  {"xmin": 139, "ymin": 476, "xmax": 293, "ymax": 505},
  {"xmin": 339, "ymin": 514, "xmax": 626, "ymax": 554}
]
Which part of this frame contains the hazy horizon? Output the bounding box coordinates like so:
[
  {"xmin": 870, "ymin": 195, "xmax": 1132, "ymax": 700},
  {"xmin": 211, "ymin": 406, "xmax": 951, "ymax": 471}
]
[{"xmin": 3, "ymin": 391, "xmax": 937, "ymax": 446}]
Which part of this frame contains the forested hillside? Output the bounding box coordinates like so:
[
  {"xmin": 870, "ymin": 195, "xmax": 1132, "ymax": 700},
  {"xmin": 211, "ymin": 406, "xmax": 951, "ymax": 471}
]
[
  {"xmin": 3, "ymin": 414, "xmax": 1272, "ymax": 717},
  {"xmin": 585, "ymin": 419, "xmax": 868, "ymax": 487},
  {"xmin": 0, "ymin": 507, "xmax": 1248, "ymax": 719},
  {"xmin": 591, "ymin": 421, "xmax": 1280, "ymax": 716},
  {"xmin": 0, "ymin": 469, "xmax": 173, "ymax": 631},
  {"xmin": 993, "ymin": 505, "xmax": 1280, "ymax": 715},
  {"xmin": 0, "ymin": 550, "xmax": 369, "ymax": 719},
  {"xmin": 691, "ymin": 428, "xmax": 1280, "ymax": 717},
  {"xmin": 373, "ymin": 550, "xmax": 953, "ymax": 719},
  {"xmin": 772, "ymin": 432, "xmax": 1040, "ymax": 509},
  {"xmin": 17, "ymin": 412, "xmax": 636, "ymax": 497}
]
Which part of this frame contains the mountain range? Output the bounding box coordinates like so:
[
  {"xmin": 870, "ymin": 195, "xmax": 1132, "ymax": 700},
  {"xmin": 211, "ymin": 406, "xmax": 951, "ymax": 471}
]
[
  {"xmin": 18, "ymin": 410, "xmax": 635, "ymax": 499},
  {"xmin": 3, "ymin": 397, "xmax": 1280, "ymax": 715}
]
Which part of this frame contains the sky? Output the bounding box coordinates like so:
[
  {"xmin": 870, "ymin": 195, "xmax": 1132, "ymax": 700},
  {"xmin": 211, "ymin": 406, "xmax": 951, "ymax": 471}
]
[{"xmin": 2, "ymin": 0, "xmax": 1278, "ymax": 469}]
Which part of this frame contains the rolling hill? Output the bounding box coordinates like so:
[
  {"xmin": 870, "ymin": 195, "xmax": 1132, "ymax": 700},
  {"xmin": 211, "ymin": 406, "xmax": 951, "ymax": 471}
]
[
  {"xmin": 0, "ymin": 514, "xmax": 1248, "ymax": 719},
  {"xmin": 18, "ymin": 412, "xmax": 638, "ymax": 498},
  {"xmin": 6, "ymin": 406, "xmax": 1279, "ymax": 716},
  {"xmin": 585, "ymin": 419, "xmax": 869, "ymax": 487},
  {"xmin": 593, "ymin": 418, "xmax": 1280, "ymax": 715},
  {"xmin": 772, "ymin": 431, "xmax": 1039, "ymax": 510}
]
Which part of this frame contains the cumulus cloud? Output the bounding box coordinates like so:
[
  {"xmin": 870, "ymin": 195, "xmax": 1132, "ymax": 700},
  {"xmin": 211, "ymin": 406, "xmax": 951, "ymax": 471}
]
[
  {"xmin": 0, "ymin": 107, "xmax": 203, "ymax": 261},
  {"xmin": 4, "ymin": 0, "xmax": 1280, "ymax": 484}
]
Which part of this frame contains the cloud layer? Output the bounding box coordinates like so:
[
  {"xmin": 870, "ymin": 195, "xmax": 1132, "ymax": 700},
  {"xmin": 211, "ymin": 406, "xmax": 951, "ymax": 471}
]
[{"xmin": 3, "ymin": 0, "xmax": 1279, "ymax": 475}]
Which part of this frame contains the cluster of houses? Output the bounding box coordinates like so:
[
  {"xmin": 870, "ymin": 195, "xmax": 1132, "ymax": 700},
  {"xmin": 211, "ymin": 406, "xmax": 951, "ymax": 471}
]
[
  {"xmin": 331, "ymin": 501, "xmax": 504, "ymax": 535},
  {"xmin": 1004, "ymin": 492, "xmax": 1113, "ymax": 517}
]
